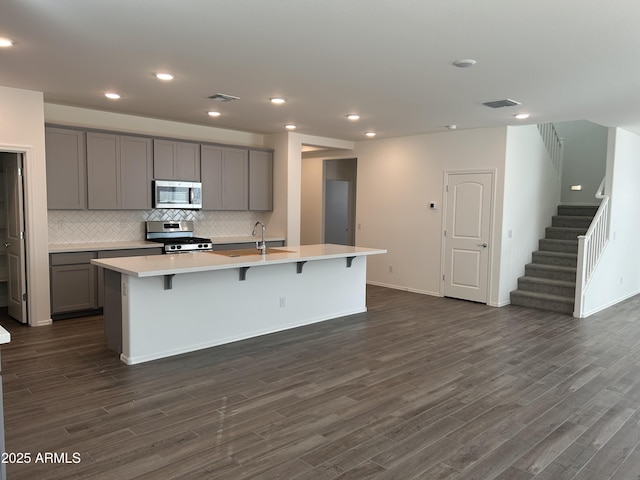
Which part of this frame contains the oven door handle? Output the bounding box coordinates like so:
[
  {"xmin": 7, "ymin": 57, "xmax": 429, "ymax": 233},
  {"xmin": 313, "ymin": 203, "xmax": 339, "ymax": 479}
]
[{"xmin": 189, "ymin": 188, "xmax": 195, "ymax": 204}]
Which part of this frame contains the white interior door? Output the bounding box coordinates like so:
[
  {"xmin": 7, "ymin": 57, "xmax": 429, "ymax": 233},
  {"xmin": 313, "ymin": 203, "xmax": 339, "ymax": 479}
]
[
  {"xmin": 443, "ymin": 172, "xmax": 493, "ymax": 303},
  {"xmin": 5, "ymin": 154, "xmax": 27, "ymax": 323}
]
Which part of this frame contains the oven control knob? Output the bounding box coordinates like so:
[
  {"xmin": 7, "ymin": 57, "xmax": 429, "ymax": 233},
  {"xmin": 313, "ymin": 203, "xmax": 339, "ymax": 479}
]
[{"xmin": 177, "ymin": 245, "xmax": 182, "ymax": 250}]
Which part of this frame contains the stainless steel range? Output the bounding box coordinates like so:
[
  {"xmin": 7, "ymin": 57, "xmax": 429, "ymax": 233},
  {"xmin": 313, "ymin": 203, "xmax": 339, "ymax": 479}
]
[{"xmin": 145, "ymin": 221, "xmax": 213, "ymax": 253}]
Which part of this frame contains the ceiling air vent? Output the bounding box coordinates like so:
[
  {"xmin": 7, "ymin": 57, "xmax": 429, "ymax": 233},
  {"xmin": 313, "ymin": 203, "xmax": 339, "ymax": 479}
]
[
  {"xmin": 208, "ymin": 93, "xmax": 240, "ymax": 102},
  {"xmin": 482, "ymin": 99, "xmax": 521, "ymax": 109}
]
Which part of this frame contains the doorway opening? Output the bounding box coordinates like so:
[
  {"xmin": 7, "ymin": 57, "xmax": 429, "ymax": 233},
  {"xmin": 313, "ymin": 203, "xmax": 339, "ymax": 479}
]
[
  {"xmin": 323, "ymin": 159, "xmax": 357, "ymax": 246},
  {"xmin": 0, "ymin": 152, "xmax": 28, "ymax": 324}
]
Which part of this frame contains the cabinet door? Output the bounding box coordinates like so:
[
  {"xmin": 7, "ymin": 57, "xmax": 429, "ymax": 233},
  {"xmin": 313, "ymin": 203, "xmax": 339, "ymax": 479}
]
[
  {"xmin": 153, "ymin": 139, "xmax": 176, "ymax": 179},
  {"xmin": 50, "ymin": 264, "xmax": 97, "ymax": 313},
  {"xmin": 249, "ymin": 150, "xmax": 273, "ymax": 211},
  {"xmin": 223, "ymin": 148, "xmax": 248, "ymax": 210},
  {"xmin": 45, "ymin": 127, "xmax": 87, "ymax": 209},
  {"xmin": 201, "ymin": 145, "xmax": 223, "ymax": 210},
  {"xmin": 176, "ymin": 142, "xmax": 201, "ymax": 181},
  {"xmin": 87, "ymin": 132, "xmax": 120, "ymax": 209},
  {"xmin": 120, "ymin": 136, "xmax": 153, "ymax": 209}
]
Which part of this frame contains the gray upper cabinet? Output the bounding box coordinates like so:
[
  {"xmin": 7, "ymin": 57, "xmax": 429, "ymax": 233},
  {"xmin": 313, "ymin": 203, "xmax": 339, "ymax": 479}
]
[
  {"xmin": 201, "ymin": 146, "xmax": 248, "ymax": 210},
  {"xmin": 153, "ymin": 139, "xmax": 201, "ymax": 181},
  {"xmin": 120, "ymin": 136, "xmax": 153, "ymax": 209},
  {"xmin": 87, "ymin": 132, "xmax": 152, "ymax": 210},
  {"xmin": 249, "ymin": 150, "xmax": 273, "ymax": 211},
  {"xmin": 45, "ymin": 127, "xmax": 87, "ymax": 210}
]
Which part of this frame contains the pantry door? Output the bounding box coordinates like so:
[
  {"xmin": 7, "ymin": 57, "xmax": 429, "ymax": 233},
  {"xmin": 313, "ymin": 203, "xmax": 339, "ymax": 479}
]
[{"xmin": 442, "ymin": 171, "xmax": 494, "ymax": 303}]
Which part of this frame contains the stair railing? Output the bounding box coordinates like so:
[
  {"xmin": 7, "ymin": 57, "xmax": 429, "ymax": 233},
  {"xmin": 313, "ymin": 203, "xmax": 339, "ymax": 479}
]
[
  {"xmin": 574, "ymin": 177, "xmax": 609, "ymax": 317},
  {"xmin": 537, "ymin": 123, "xmax": 564, "ymax": 176}
]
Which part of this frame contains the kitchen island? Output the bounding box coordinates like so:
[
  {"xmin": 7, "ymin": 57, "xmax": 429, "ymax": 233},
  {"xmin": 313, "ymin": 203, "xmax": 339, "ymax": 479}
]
[{"xmin": 92, "ymin": 244, "xmax": 386, "ymax": 365}]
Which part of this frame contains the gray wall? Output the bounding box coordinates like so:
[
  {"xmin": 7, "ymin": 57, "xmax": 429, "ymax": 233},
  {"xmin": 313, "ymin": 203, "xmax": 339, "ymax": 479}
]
[{"xmin": 556, "ymin": 120, "xmax": 607, "ymax": 204}]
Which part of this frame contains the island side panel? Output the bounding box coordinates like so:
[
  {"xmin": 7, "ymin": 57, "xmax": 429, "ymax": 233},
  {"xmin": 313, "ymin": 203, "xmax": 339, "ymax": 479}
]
[{"xmin": 120, "ymin": 256, "xmax": 367, "ymax": 364}]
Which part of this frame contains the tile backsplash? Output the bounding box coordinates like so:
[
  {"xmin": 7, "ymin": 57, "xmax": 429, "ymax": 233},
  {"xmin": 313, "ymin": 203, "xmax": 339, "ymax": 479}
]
[{"xmin": 48, "ymin": 209, "xmax": 270, "ymax": 244}]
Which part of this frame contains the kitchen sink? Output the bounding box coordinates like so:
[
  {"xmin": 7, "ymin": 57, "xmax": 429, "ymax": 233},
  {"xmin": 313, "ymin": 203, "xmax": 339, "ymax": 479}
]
[{"xmin": 210, "ymin": 248, "xmax": 293, "ymax": 257}]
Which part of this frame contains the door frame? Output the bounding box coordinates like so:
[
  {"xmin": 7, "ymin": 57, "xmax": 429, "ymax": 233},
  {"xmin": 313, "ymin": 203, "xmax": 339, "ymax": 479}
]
[
  {"xmin": 440, "ymin": 168, "xmax": 497, "ymax": 304},
  {"xmin": 0, "ymin": 144, "xmax": 43, "ymax": 326}
]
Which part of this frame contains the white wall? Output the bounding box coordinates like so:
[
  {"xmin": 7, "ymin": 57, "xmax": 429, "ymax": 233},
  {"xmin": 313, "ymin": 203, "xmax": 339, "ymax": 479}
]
[
  {"xmin": 300, "ymin": 156, "xmax": 324, "ymax": 245},
  {"xmin": 354, "ymin": 127, "xmax": 508, "ymax": 302},
  {"xmin": 267, "ymin": 133, "xmax": 354, "ymax": 246},
  {"xmin": 0, "ymin": 86, "xmax": 51, "ymax": 326},
  {"xmin": 499, "ymin": 125, "xmax": 562, "ymax": 305},
  {"xmin": 556, "ymin": 120, "xmax": 607, "ymax": 204},
  {"xmin": 581, "ymin": 127, "xmax": 640, "ymax": 315}
]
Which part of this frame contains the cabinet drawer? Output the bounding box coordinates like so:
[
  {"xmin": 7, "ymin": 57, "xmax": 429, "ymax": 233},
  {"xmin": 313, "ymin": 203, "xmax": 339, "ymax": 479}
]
[{"xmin": 50, "ymin": 251, "xmax": 97, "ymax": 266}]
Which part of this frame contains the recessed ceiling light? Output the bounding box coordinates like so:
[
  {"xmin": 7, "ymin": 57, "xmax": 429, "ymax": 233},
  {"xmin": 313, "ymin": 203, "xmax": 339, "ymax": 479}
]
[
  {"xmin": 207, "ymin": 111, "xmax": 221, "ymax": 117},
  {"xmin": 452, "ymin": 59, "xmax": 477, "ymax": 68},
  {"xmin": 156, "ymin": 72, "xmax": 174, "ymax": 81},
  {"xmin": 104, "ymin": 92, "xmax": 121, "ymax": 100},
  {"xmin": 365, "ymin": 132, "xmax": 376, "ymax": 137},
  {"xmin": 514, "ymin": 113, "xmax": 530, "ymax": 120},
  {"xmin": 447, "ymin": 125, "xmax": 457, "ymax": 130},
  {"xmin": 0, "ymin": 37, "xmax": 14, "ymax": 48},
  {"xmin": 284, "ymin": 124, "xmax": 296, "ymax": 130},
  {"xmin": 271, "ymin": 97, "xmax": 286, "ymax": 104},
  {"xmin": 346, "ymin": 114, "xmax": 360, "ymax": 121}
]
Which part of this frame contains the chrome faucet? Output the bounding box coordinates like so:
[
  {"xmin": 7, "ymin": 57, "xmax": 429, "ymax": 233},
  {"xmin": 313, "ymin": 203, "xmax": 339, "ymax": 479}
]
[{"xmin": 252, "ymin": 221, "xmax": 267, "ymax": 254}]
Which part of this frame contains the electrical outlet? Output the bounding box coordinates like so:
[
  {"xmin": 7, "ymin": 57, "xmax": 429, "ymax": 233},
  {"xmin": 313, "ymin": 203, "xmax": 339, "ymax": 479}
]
[
  {"xmin": 122, "ymin": 281, "xmax": 127, "ymax": 297},
  {"xmin": 279, "ymin": 296, "xmax": 286, "ymax": 307},
  {"xmin": 388, "ymin": 266, "xmax": 393, "ymax": 273}
]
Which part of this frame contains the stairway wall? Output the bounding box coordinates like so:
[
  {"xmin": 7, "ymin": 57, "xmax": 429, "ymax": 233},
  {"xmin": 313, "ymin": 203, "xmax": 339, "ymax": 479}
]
[
  {"xmin": 579, "ymin": 128, "xmax": 640, "ymax": 317},
  {"xmin": 498, "ymin": 125, "xmax": 562, "ymax": 306},
  {"xmin": 555, "ymin": 121, "xmax": 607, "ymax": 205}
]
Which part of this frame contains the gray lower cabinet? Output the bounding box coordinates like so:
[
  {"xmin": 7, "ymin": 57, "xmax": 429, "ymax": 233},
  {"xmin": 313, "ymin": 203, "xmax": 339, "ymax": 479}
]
[
  {"xmin": 87, "ymin": 132, "xmax": 153, "ymax": 210},
  {"xmin": 249, "ymin": 150, "xmax": 273, "ymax": 211},
  {"xmin": 50, "ymin": 252, "xmax": 98, "ymax": 314},
  {"xmin": 201, "ymin": 145, "xmax": 248, "ymax": 210},
  {"xmin": 153, "ymin": 139, "xmax": 201, "ymax": 181},
  {"xmin": 45, "ymin": 127, "xmax": 87, "ymax": 210},
  {"xmin": 50, "ymin": 248, "xmax": 163, "ymax": 317}
]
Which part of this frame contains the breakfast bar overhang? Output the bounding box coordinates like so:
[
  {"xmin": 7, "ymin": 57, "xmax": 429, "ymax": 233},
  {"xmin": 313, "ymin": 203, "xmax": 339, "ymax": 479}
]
[{"xmin": 92, "ymin": 244, "xmax": 386, "ymax": 365}]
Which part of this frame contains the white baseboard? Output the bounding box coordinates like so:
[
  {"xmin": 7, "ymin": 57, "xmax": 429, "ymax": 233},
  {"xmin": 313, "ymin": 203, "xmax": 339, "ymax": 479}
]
[
  {"xmin": 367, "ymin": 281, "xmax": 441, "ymax": 297},
  {"xmin": 577, "ymin": 289, "xmax": 640, "ymax": 318}
]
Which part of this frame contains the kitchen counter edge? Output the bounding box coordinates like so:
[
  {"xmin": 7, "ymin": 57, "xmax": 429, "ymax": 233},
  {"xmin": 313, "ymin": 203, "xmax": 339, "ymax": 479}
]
[
  {"xmin": 49, "ymin": 236, "xmax": 286, "ymax": 253},
  {"xmin": 91, "ymin": 244, "xmax": 387, "ymax": 278}
]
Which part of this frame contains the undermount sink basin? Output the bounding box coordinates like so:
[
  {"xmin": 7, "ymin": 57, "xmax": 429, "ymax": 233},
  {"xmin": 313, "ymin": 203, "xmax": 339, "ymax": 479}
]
[{"xmin": 210, "ymin": 248, "xmax": 293, "ymax": 257}]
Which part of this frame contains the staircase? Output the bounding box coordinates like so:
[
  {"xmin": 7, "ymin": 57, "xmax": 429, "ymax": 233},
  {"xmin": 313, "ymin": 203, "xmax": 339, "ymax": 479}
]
[{"xmin": 510, "ymin": 205, "xmax": 598, "ymax": 314}]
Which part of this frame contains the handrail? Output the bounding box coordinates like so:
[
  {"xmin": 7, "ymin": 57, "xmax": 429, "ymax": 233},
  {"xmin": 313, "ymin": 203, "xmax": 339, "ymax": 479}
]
[
  {"xmin": 574, "ymin": 177, "xmax": 609, "ymax": 317},
  {"xmin": 537, "ymin": 123, "xmax": 564, "ymax": 176}
]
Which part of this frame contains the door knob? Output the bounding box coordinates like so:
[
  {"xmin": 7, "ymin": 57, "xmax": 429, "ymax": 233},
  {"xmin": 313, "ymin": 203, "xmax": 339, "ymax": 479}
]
[
  {"xmin": 477, "ymin": 243, "xmax": 488, "ymax": 248},
  {"xmin": 3, "ymin": 243, "xmax": 10, "ymax": 248}
]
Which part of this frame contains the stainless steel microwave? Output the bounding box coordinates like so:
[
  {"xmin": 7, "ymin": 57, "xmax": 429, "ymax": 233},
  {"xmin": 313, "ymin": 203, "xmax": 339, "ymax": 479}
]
[{"xmin": 153, "ymin": 180, "xmax": 202, "ymax": 209}]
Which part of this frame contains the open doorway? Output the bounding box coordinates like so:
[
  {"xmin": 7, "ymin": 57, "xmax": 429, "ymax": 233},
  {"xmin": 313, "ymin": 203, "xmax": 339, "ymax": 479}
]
[
  {"xmin": 0, "ymin": 152, "xmax": 28, "ymax": 323},
  {"xmin": 323, "ymin": 159, "xmax": 357, "ymax": 246}
]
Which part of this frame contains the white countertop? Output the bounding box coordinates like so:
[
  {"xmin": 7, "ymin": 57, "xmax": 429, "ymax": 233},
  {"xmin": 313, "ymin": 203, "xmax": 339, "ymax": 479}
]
[
  {"xmin": 0, "ymin": 326, "xmax": 11, "ymax": 344},
  {"xmin": 49, "ymin": 236, "xmax": 286, "ymax": 253},
  {"xmin": 91, "ymin": 244, "xmax": 386, "ymax": 277}
]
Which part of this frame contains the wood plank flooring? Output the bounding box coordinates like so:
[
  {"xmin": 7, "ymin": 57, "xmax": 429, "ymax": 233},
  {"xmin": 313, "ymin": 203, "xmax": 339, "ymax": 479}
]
[{"xmin": 2, "ymin": 286, "xmax": 640, "ymax": 479}]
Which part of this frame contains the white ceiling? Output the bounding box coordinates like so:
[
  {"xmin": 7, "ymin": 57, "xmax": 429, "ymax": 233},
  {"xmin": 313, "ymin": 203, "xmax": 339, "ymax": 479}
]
[{"xmin": 2, "ymin": 0, "xmax": 640, "ymax": 141}]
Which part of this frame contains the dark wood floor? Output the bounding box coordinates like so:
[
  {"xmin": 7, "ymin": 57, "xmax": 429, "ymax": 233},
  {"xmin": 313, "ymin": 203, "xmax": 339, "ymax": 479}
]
[{"xmin": 2, "ymin": 286, "xmax": 640, "ymax": 479}]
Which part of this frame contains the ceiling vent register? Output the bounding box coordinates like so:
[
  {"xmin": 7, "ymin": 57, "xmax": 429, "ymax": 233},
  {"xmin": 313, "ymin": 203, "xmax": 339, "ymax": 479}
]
[
  {"xmin": 208, "ymin": 93, "xmax": 240, "ymax": 102},
  {"xmin": 482, "ymin": 99, "xmax": 521, "ymax": 108}
]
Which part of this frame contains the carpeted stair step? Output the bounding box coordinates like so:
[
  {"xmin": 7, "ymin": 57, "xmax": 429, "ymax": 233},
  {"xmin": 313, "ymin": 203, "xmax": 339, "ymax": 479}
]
[
  {"xmin": 539, "ymin": 238, "xmax": 578, "ymax": 254},
  {"xmin": 532, "ymin": 250, "xmax": 578, "ymax": 268},
  {"xmin": 545, "ymin": 226, "xmax": 587, "ymax": 241},
  {"xmin": 510, "ymin": 290, "xmax": 574, "ymax": 314},
  {"xmin": 551, "ymin": 215, "xmax": 593, "ymax": 229},
  {"xmin": 517, "ymin": 276, "xmax": 576, "ymax": 298},
  {"xmin": 525, "ymin": 263, "xmax": 577, "ymax": 282},
  {"xmin": 557, "ymin": 205, "xmax": 599, "ymax": 217}
]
